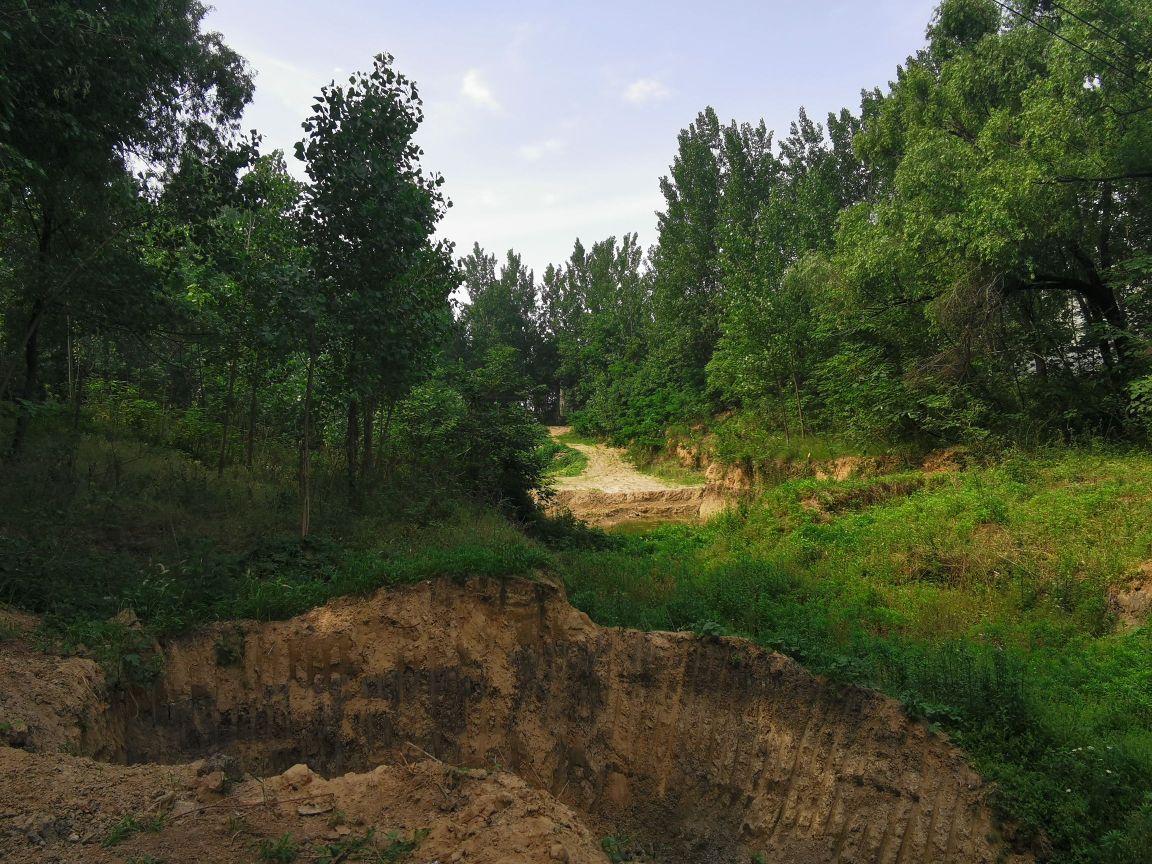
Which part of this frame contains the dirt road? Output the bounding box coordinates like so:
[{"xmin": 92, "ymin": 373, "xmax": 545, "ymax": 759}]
[
  {"xmin": 549, "ymin": 426, "xmax": 691, "ymax": 493},
  {"xmin": 547, "ymin": 427, "xmax": 708, "ymax": 526}
]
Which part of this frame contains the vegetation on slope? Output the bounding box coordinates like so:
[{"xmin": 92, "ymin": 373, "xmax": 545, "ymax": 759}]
[{"xmin": 560, "ymin": 450, "xmax": 1152, "ymax": 863}]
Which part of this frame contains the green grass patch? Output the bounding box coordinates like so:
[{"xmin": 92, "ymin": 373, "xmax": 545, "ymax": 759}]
[
  {"xmin": 0, "ymin": 425, "xmax": 553, "ymax": 687},
  {"xmin": 539, "ymin": 439, "xmax": 589, "ymax": 477},
  {"xmin": 103, "ymin": 814, "xmax": 166, "ymax": 847},
  {"xmin": 554, "ymin": 429, "xmax": 599, "ymax": 447},
  {"xmin": 624, "ymin": 447, "xmax": 706, "ymax": 486}
]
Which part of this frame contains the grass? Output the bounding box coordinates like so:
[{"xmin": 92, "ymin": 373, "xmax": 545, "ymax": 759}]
[
  {"xmin": 623, "ymin": 447, "xmax": 706, "ymax": 486},
  {"xmin": 103, "ymin": 814, "xmax": 166, "ymax": 847},
  {"xmin": 539, "ymin": 439, "xmax": 589, "ymax": 478},
  {"xmin": 0, "ymin": 418, "xmax": 551, "ymax": 687},
  {"xmin": 558, "ymin": 448, "xmax": 1152, "ymax": 863},
  {"xmin": 313, "ymin": 828, "xmax": 429, "ymax": 863},
  {"xmin": 554, "ymin": 428, "xmax": 599, "ymax": 447},
  {"xmin": 259, "ymin": 833, "xmax": 299, "ymax": 863}
]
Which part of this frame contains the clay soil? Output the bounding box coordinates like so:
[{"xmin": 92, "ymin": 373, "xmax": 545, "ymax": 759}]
[{"xmin": 0, "ymin": 579, "xmax": 1028, "ymax": 864}]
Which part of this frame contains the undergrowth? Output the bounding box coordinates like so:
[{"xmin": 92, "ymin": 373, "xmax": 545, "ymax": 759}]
[
  {"xmin": 3, "ymin": 415, "xmax": 1151, "ymax": 862},
  {"xmin": 0, "ymin": 421, "xmax": 550, "ymax": 686},
  {"xmin": 559, "ymin": 448, "xmax": 1152, "ymax": 863}
]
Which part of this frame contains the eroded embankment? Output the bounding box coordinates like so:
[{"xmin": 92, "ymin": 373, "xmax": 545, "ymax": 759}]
[
  {"xmin": 549, "ymin": 486, "xmax": 710, "ymax": 527},
  {"xmin": 27, "ymin": 578, "xmax": 1022, "ymax": 864}
]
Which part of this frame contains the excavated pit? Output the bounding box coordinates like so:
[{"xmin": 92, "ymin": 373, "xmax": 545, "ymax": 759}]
[{"xmin": 44, "ymin": 577, "xmax": 1024, "ymax": 864}]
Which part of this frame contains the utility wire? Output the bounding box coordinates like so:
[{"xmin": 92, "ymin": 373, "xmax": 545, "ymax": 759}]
[
  {"xmin": 1077, "ymin": 0, "xmax": 1132, "ymax": 31},
  {"xmin": 991, "ymin": 0, "xmax": 1152, "ymax": 120},
  {"xmin": 1045, "ymin": 0, "xmax": 1152, "ymax": 65},
  {"xmin": 991, "ymin": 0, "xmax": 1140, "ymax": 84}
]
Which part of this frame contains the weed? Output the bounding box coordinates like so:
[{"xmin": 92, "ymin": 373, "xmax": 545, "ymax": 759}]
[
  {"xmin": 600, "ymin": 834, "xmax": 643, "ymax": 863},
  {"xmin": 102, "ymin": 814, "xmax": 165, "ymax": 847},
  {"xmin": 539, "ymin": 440, "xmax": 588, "ymax": 478},
  {"xmin": 214, "ymin": 632, "xmax": 244, "ymax": 667},
  {"xmin": 313, "ymin": 827, "xmax": 429, "ymax": 863},
  {"xmin": 258, "ymin": 833, "xmax": 299, "ymax": 863},
  {"xmin": 560, "ymin": 451, "xmax": 1152, "ymax": 863}
]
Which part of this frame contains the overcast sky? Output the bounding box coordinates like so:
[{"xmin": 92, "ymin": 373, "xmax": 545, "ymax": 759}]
[{"xmin": 204, "ymin": 0, "xmax": 942, "ymax": 276}]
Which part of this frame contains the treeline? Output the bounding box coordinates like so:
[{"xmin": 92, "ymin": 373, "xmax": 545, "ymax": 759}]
[
  {"xmin": 0, "ymin": 1, "xmax": 546, "ymax": 527},
  {"xmin": 461, "ymin": 0, "xmax": 1152, "ymax": 452}
]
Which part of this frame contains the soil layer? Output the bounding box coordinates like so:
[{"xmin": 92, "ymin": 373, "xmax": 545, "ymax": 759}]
[{"xmin": 1, "ymin": 579, "xmax": 1027, "ymax": 863}]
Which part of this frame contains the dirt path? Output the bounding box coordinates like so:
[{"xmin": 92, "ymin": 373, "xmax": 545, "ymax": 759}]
[
  {"xmin": 549, "ymin": 426, "xmax": 697, "ymax": 494},
  {"xmin": 546, "ymin": 427, "xmax": 709, "ymax": 526}
]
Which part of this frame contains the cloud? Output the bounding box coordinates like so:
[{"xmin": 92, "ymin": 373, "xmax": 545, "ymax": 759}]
[
  {"xmin": 461, "ymin": 69, "xmax": 499, "ymax": 109},
  {"xmin": 517, "ymin": 138, "xmax": 565, "ymax": 162},
  {"xmin": 622, "ymin": 76, "xmax": 671, "ymax": 105}
]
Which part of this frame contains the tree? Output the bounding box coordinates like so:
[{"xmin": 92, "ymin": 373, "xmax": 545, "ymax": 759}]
[
  {"xmin": 296, "ymin": 52, "xmax": 455, "ymax": 504},
  {"xmin": 0, "ymin": 0, "xmax": 252, "ymax": 456}
]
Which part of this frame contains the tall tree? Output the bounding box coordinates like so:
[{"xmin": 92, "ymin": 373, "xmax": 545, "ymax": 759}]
[
  {"xmin": 296, "ymin": 52, "xmax": 454, "ymax": 503},
  {"xmin": 0, "ymin": 0, "xmax": 252, "ymax": 456}
]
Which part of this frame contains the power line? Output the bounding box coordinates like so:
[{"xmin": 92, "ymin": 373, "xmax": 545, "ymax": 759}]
[
  {"xmin": 991, "ymin": 0, "xmax": 1141, "ymax": 86},
  {"xmin": 1076, "ymin": 0, "xmax": 1131, "ymax": 31},
  {"xmin": 1045, "ymin": 0, "xmax": 1152, "ymax": 66},
  {"xmin": 991, "ymin": 0, "xmax": 1152, "ymax": 121}
]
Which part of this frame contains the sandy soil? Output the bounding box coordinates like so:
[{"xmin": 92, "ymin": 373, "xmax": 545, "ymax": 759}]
[
  {"xmin": 0, "ymin": 578, "xmax": 1030, "ymax": 864},
  {"xmin": 549, "ymin": 427, "xmax": 690, "ymax": 494},
  {"xmin": 547, "ymin": 427, "xmax": 710, "ymax": 526}
]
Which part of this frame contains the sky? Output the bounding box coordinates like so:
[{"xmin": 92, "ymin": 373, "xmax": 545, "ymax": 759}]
[{"xmin": 203, "ymin": 0, "xmax": 942, "ymax": 276}]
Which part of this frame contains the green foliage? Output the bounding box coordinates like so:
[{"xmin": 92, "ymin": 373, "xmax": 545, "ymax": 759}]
[
  {"xmin": 393, "ymin": 348, "xmax": 549, "ymax": 514},
  {"xmin": 0, "ymin": 422, "xmax": 552, "ymax": 682},
  {"xmin": 313, "ymin": 828, "xmax": 429, "ymax": 863},
  {"xmin": 258, "ymin": 833, "xmax": 299, "ymax": 863},
  {"xmin": 102, "ymin": 814, "xmax": 165, "ymax": 847},
  {"xmin": 600, "ymin": 835, "xmax": 643, "ymax": 863},
  {"xmin": 539, "ymin": 440, "xmax": 588, "ymax": 478}
]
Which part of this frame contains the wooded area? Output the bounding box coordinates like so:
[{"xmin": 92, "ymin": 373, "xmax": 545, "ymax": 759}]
[{"xmin": 461, "ymin": 0, "xmax": 1152, "ymax": 453}]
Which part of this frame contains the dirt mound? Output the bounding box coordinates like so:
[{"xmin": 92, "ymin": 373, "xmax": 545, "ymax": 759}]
[
  {"xmin": 1, "ymin": 578, "xmax": 1028, "ymax": 863},
  {"xmin": 1110, "ymin": 562, "xmax": 1152, "ymax": 630},
  {"xmin": 0, "ymin": 747, "xmax": 605, "ymax": 863},
  {"xmin": 0, "ymin": 629, "xmax": 112, "ymax": 755}
]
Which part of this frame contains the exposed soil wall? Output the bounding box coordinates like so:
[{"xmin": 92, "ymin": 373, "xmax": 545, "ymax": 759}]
[
  {"xmin": 550, "ymin": 486, "xmax": 708, "ymax": 527},
  {"xmin": 89, "ymin": 578, "xmax": 1023, "ymax": 864}
]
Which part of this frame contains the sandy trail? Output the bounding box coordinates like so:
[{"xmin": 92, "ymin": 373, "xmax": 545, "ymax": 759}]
[
  {"xmin": 545, "ymin": 427, "xmax": 709, "ymax": 527},
  {"xmin": 548, "ymin": 426, "xmax": 699, "ymax": 493}
]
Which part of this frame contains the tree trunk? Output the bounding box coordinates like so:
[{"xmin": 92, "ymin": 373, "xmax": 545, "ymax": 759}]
[
  {"xmin": 65, "ymin": 316, "xmax": 75, "ymax": 407},
  {"xmin": 8, "ymin": 297, "xmax": 45, "ymax": 460},
  {"xmin": 245, "ymin": 354, "xmax": 260, "ymax": 469},
  {"xmin": 791, "ymin": 364, "xmax": 807, "ymax": 439},
  {"xmin": 345, "ymin": 397, "xmax": 360, "ymax": 495},
  {"xmin": 300, "ymin": 353, "xmax": 316, "ymax": 539},
  {"xmin": 217, "ymin": 352, "xmax": 238, "ymax": 477},
  {"xmin": 361, "ymin": 396, "xmax": 375, "ymax": 480},
  {"xmin": 378, "ymin": 399, "xmax": 396, "ymax": 479}
]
